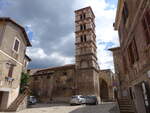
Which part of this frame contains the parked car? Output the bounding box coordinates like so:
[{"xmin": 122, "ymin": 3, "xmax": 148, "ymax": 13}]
[
  {"xmin": 70, "ymin": 95, "xmax": 86, "ymax": 105},
  {"xmin": 28, "ymin": 96, "xmax": 37, "ymax": 105},
  {"xmin": 85, "ymin": 96, "xmax": 98, "ymax": 105}
]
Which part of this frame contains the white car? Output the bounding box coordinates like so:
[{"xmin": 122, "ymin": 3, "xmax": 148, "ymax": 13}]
[
  {"xmin": 28, "ymin": 96, "xmax": 37, "ymax": 105},
  {"xmin": 70, "ymin": 95, "xmax": 86, "ymax": 105}
]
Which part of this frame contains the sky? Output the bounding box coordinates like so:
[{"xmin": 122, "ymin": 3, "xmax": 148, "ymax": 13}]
[{"xmin": 0, "ymin": 0, "xmax": 119, "ymax": 71}]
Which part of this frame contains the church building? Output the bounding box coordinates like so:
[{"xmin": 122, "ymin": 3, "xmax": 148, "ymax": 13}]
[{"xmin": 29, "ymin": 7, "xmax": 115, "ymax": 103}]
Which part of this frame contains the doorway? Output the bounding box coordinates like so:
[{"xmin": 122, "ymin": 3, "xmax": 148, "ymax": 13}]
[
  {"xmin": 134, "ymin": 82, "xmax": 150, "ymax": 113},
  {"xmin": 100, "ymin": 79, "xmax": 109, "ymax": 102},
  {"xmin": 0, "ymin": 91, "xmax": 3, "ymax": 109}
]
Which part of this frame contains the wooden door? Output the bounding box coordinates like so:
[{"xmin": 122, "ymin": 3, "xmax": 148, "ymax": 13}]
[{"xmin": 0, "ymin": 92, "xmax": 3, "ymax": 107}]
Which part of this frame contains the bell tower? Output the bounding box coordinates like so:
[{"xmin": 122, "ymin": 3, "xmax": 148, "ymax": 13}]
[{"xmin": 75, "ymin": 7, "xmax": 100, "ymax": 97}]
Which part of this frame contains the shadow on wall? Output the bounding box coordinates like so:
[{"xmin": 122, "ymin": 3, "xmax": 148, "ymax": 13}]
[{"xmin": 69, "ymin": 103, "xmax": 120, "ymax": 113}]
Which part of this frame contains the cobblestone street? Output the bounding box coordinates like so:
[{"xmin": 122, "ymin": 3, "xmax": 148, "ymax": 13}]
[{"xmin": 14, "ymin": 103, "xmax": 119, "ymax": 113}]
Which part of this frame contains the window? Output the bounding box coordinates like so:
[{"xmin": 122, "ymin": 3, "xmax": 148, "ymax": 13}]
[
  {"xmin": 83, "ymin": 24, "xmax": 86, "ymax": 30},
  {"xmin": 122, "ymin": 1, "xmax": 128, "ymax": 25},
  {"xmin": 13, "ymin": 38, "xmax": 20, "ymax": 53},
  {"xmin": 80, "ymin": 35, "xmax": 86, "ymax": 42},
  {"xmin": 80, "ymin": 13, "xmax": 86, "ymax": 20},
  {"xmin": 80, "ymin": 14, "xmax": 83, "ymax": 20},
  {"xmin": 34, "ymin": 77, "xmax": 38, "ymax": 81},
  {"xmin": 63, "ymin": 72, "xmax": 67, "ymax": 75},
  {"xmin": 81, "ymin": 35, "xmax": 83, "ymax": 42},
  {"xmin": 142, "ymin": 9, "xmax": 150, "ymax": 45},
  {"xmin": 8, "ymin": 64, "xmax": 14, "ymax": 77},
  {"xmin": 84, "ymin": 35, "xmax": 86, "ymax": 42},
  {"xmin": 128, "ymin": 38, "xmax": 139, "ymax": 65},
  {"xmin": 80, "ymin": 24, "xmax": 86, "ymax": 30},
  {"xmin": 83, "ymin": 14, "xmax": 86, "ymax": 19},
  {"xmin": 80, "ymin": 25, "xmax": 83, "ymax": 30},
  {"xmin": 47, "ymin": 76, "xmax": 50, "ymax": 79}
]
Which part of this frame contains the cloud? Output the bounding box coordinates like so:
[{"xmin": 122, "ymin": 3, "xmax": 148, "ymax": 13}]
[{"xmin": 0, "ymin": 0, "xmax": 119, "ymax": 70}]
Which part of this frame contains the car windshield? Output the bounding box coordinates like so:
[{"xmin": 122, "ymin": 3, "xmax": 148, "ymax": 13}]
[
  {"xmin": 72, "ymin": 95, "xmax": 85, "ymax": 98},
  {"xmin": 72, "ymin": 96, "xmax": 78, "ymax": 98},
  {"xmin": 86, "ymin": 96, "xmax": 96, "ymax": 98}
]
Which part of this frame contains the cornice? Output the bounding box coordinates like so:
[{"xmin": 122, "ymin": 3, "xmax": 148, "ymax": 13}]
[{"xmin": 114, "ymin": 0, "xmax": 124, "ymax": 30}]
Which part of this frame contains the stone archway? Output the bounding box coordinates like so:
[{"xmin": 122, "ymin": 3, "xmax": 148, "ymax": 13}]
[{"xmin": 100, "ymin": 79, "xmax": 109, "ymax": 101}]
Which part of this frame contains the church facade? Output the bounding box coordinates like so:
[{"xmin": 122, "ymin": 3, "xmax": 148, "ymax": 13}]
[{"xmin": 29, "ymin": 7, "xmax": 115, "ymax": 103}]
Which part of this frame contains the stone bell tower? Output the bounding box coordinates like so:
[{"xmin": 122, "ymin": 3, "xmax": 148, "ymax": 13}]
[{"xmin": 75, "ymin": 7, "xmax": 100, "ymax": 97}]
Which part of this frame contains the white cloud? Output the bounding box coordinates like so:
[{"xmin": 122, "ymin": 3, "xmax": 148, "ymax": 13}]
[{"xmin": 26, "ymin": 0, "xmax": 119, "ymax": 70}]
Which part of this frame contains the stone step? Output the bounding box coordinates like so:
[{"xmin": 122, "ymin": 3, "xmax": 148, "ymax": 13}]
[
  {"xmin": 118, "ymin": 99, "xmax": 135, "ymax": 113},
  {"xmin": 5, "ymin": 89, "xmax": 29, "ymax": 112},
  {"xmin": 120, "ymin": 109, "xmax": 135, "ymax": 113}
]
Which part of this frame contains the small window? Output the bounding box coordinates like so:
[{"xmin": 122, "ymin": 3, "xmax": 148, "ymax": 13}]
[
  {"xmin": 83, "ymin": 24, "xmax": 86, "ymax": 30},
  {"xmin": 80, "ymin": 25, "xmax": 83, "ymax": 30},
  {"xmin": 84, "ymin": 35, "xmax": 86, "ymax": 42},
  {"xmin": 47, "ymin": 76, "xmax": 50, "ymax": 79},
  {"xmin": 83, "ymin": 14, "xmax": 86, "ymax": 19},
  {"xmin": 13, "ymin": 38, "xmax": 20, "ymax": 53},
  {"xmin": 8, "ymin": 64, "xmax": 14, "ymax": 77},
  {"xmin": 63, "ymin": 72, "xmax": 67, "ymax": 75},
  {"xmin": 128, "ymin": 43, "xmax": 135, "ymax": 65},
  {"xmin": 34, "ymin": 77, "xmax": 38, "ymax": 81},
  {"xmin": 81, "ymin": 35, "xmax": 83, "ymax": 42},
  {"xmin": 128, "ymin": 38, "xmax": 139, "ymax": 65},
  {"xmin": 80, "ymin": 14, "xmax": 83, "ymax": 20}
]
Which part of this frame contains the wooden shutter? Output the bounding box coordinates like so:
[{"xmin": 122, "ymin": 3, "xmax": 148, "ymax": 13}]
[
  {"xmin": 128, "ymin": 44, "xmax": 134, "ymax": 65},
  {"xmin": 8, "ymin": 65, "xmax": 14, "ymax": 77},
  {"xmin": 14, "ymin": 39, "xmax": 19, "ymax": 52},
  {"xmin": 133, "ymin": 38, "xmax": 139, "ymax": 61},
  {"xmin": 142, "ymin": 9, "xmax": 150, "ymax": 45}
]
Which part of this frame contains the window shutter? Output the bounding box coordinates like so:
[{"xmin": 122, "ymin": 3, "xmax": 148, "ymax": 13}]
[
  {"xmin": 146, "ymin": 9, "xmax": 150, "ymax": 26},
  {"xmin": 133, "ymin": 38, "xmax": 139, "ymax": 61},
  {"xmin": 128, "ymin": 44, "xmax": 134, "ymax": 65},
  {"xmin": 14, "ymin": 39, "xmax": 19, "ymax": 52},
  {"xmin": 8, "ymin": 65, "xmax": 14, "ymax": 77},
  {"xmin": 142, "ymin": 9, "xmax": 150, "ymax": 45}
]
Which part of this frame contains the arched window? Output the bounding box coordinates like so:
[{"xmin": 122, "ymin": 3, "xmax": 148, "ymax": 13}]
[
  {"xmin": 80, "ymin": 24, "xmax": 83, "ymax": 30},
  {"xmin": 80, "ymin": 14, "xmax": 82, "ymax": 20},
  {"xmin": 83, "ymin": 13, "xmax": 86, "ymax": 19},
  {"xmin": 84, "ymin": 35, "xmax": 86, "ymax": 42},
  {"xmin": 83, "ymin": 24, "xmax": 86, "ymax": 30},
  {"xmin": 80, "ymin": 35, "xmax": 83, "ymax": 42}
]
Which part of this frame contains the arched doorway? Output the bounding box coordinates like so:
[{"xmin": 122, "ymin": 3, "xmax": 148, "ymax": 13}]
[{"xmin": 100, "ymin": 79, "xmax": 109, "ymax": 101}]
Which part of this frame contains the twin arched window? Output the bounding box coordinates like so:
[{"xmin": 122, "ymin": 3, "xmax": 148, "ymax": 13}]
[{"xmin": 80, "ymin": 35, "xmax": 86, "ymax": 42}]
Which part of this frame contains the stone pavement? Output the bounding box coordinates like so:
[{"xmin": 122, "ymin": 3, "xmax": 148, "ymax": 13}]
[{"xmin": 4, "ymin": 102, "xmax": 120, "ymax": 113}]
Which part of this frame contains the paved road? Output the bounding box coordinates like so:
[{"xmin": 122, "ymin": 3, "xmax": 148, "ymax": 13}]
[{"xmin": 16, "ymin": 102, "xmax": 119, "ymax": 113}]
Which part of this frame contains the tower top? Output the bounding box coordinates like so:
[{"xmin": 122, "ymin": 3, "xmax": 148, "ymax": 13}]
[{"xmin": 75, "ymin": 6, "xmax": 95, "ymax": 18}]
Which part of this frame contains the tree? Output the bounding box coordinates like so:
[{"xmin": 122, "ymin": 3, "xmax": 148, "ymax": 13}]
[{"xmin": 20, "ymin": 72, "xmax": 30, "ymax": 93}]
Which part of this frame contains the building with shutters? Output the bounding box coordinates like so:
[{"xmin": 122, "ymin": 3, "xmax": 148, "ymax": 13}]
[
  {"xmin": 29, "ymin": 7, "xmax": 115, "ymax": 103},
  {"xmin": 0, "ymin": 18, "xmax": 31, "ymax": 110},
  {"xmin": 110, "ymin": 0, "xmax": 150, "ymax": 113}
]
